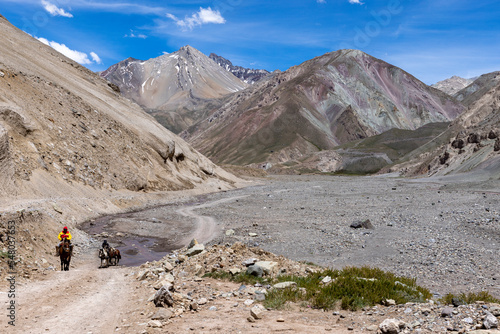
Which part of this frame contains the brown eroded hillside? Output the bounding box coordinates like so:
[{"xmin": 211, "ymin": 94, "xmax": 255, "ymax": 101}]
[{"xmin": 0, "ymin": 15, "xmax": 239, "ymax": 199}]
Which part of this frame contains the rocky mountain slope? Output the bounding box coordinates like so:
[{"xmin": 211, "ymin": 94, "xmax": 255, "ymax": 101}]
[
  {"xmin": 209, "ymin": 53, "xmax": 270, "ymax": 84},
  {"xmin": 395, "ymin": 79, "xmax": 500, "ymax": 179},
  {"xmin": 101, "ymin": 46, "xmax": 248, "ymax": 133},
  {"xmin": 431, "ymin": 75, "xmax": 474, "ymax": 96},
  {"xmin": 182, "ymin": 49, "xmax": 464, "ymax": 166},
  {"xmin": 0, "ymin": 18, "xmax": 240, "ymax": 198},
  {"xmin": 454, "ymin": 71, "xmax": 500, "ymax": 107}
]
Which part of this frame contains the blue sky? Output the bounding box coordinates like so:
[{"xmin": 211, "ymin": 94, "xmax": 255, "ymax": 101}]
[{"xmin": 1, "ymin": 0, "xmax": 499, "ymax": 84}]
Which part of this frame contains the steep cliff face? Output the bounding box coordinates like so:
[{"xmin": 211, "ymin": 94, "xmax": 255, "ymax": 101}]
[
  {"xmin": 0, "ymin": 16, "xmax": 237, "ymax": 198},
  {"xmin": 101, "ymin": 46, "xmax": 248, "ymax": 133},
  {"xmin": 182, "ymin": 49, "xmax": 464, "ymax": 166}
]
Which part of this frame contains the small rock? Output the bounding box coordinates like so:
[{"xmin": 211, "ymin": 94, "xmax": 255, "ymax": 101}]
[
  {"xmin": 277, "ymin": 318, "xmax": 285, "ymax": 322},
  {"xmin": 52, "ymin": 203, "xmax": 63, "ymax": 214},
  {"xmin": 483, "ymin": 312, "xmax": 498, "ymax": 329},
  {"xmin": 250, "ymin": 304, "xmax": 266, "ymax": 319},
  {"xmin": 151, "ymin": 308, "xmax": 172, "ymax": 321},
  {"xmin": 225, "ymin": 229, "xmax": 235, "ymax": 236},
  {"xmin": 242, "ymin": 258, "xmax": 258, "ymax": 267},
  {"xmin": 441, "ymin": 307, "xmax": 453, "ymax": 317},
  {"xmin": 208, "ymin": 306, "xmax": 217, "ymax": 311},
  {"xmin": 247, "ymin": 316, "xmax": 256, "ymax": 323},
  {"xmin": 383, "ymin": 299, "xmax": 396, "ymax": 306},
  {"xmin": 248, "ymin": 233, "xmax": 258, "ymax": 237},
  {"xmin": 198, "ymin": 298, "xmax": 208, "ymax": 305},
  {"xmin": 148, "ymin": 320, "xmax": 162, "ymax": 328},
  {"xmin": 244, "ymin": 299, "xmax": 254, "ymax": 306},
  {"xmin": 321, "ymin": 276, "xmax": 332, "ymax": 284},
  {"xmin": 463, "ymin": 317, "xmax": 474, "ymax": 324},
  {"xmin": 229, "ymin": 268, "xmax": 241, "ymax": 275},
  {"xmin": 273, "ymin": 282, "xmax": 297, "ymax": 289},
  {"xmin": 367, "ymin": 325, "xmax": 379, "ymax": 331}
]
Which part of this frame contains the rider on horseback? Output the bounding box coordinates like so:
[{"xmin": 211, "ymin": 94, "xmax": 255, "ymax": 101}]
[
  {"xmin": 56, "ymin": 226, "xmax": 73, "ymax": 256},
  {"xmin": 101, "ymin": 239, "xmax": 110, "ymax": 258}
]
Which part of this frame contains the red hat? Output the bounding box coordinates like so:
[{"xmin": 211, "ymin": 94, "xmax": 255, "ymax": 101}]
[{"xmin": 63, "ymin": 226, "xmax": 68, "ymax": 230}]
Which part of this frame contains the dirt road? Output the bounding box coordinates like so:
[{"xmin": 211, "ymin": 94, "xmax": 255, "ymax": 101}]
[{"xmin": 10, "ymin": 250, "xmax": 147, "ymax": 334}]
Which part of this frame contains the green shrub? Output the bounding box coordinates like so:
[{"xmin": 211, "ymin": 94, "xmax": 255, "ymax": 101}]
[
  {"xmin": 440, "ymin": 291, "xmax": 500, "ymax": 305},
  {"xmin": 205, "ymin": 266, "xmax": 432, "ymax": 311}
]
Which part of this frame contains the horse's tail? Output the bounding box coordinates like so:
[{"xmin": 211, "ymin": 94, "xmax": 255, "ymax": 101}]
[{"xmin": 117, "ymin": 251, "xmax": 121, "ymax": 260}]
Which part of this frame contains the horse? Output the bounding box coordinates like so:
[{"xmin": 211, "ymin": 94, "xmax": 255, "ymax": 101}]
[
  {"xmin": 99, "ymin": 247, "xmax": 121, "ymax": 268},
  {"xmin": 58, "ymin": 238, "xmax": 71, "ymax": 271},
  {"xmin": 108, "ymin": 247, "xmax": 121, "ymax": 266}
]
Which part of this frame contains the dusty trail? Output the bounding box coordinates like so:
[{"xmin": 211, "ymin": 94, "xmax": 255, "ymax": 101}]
[
  {"xmin": 12, "ymin": 251, "xmax": 142, "ymax": 334},
  {"xmin": 176, "ymin": 195, "xmax": 248, "ymax": 245}
]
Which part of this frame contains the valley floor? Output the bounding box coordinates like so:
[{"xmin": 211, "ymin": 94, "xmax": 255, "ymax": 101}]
[{"xmin": 1, "ymin": 174, "xmax": 499, "ymax": 333}]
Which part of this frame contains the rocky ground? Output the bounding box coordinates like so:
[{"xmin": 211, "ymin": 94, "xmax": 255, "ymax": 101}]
[{"xmin": 2, "ymin": 174, "xmax": 500, "ymax": 333}]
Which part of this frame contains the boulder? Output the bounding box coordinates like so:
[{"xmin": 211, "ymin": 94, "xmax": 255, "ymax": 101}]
[
  {"xmin": 153, "ymin": 285, "xmax": 174, "ymax": 307},
  {"xmin": 488, "ymin": 130, "xmax": 498, "ymax": 139},
  {"xmin": 254, "ymin": 261, "xmax": 277, "ymax": 275},
  {"xmin": 350, "ymin": 219, "xmax": 374, "ymax": 229},
  {"xmin": 246, "ymin": 265, "xmax": 264, "ymax": 277},
  {"xmin": 483, "ymin": 312, "xmax": 498, "ymax": 329},
  {"xmin": 451, "ymin": 138, "xmax": 465, "ymax": 149},
  {"xmin": 186, "ymin": 244, "xmax": 205, "ymax": 257},
  {"xmin": 379, "ymin": 318, "xmax": 405, "ymax": 334}
]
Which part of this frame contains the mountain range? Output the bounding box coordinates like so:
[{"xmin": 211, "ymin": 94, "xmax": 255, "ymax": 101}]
[
  {"xmin": 100, "ymin": 42, "xmax": 500, "ymax": 177},
  {"xmin": 181, "ymin": 49, "xmax": 464, "ymax": 167},
  {"xmin": 100, "ymin": 46, "xmax": 248, "ymax": 133},
  {"xmin": 209, "ymin": 53, "xmax": 270, "ymax": 84}
]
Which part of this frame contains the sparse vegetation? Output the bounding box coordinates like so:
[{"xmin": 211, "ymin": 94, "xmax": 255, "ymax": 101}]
[
  {"xmin": 205, "ymin": 266, "xmax": 432, "ymax": 311},
  {"xmin": 440, "ymin": 291, "xmax": 500, "ymax": 305}
]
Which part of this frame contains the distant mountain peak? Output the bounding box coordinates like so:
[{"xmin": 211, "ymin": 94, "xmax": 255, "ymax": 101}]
[
  {"xmin": 209, "ymin": 53, "xmax": 270, "ymax": 84},
  {"xmin": 431, "ymin": 75, "xmax": 473, "ymax": 96}
]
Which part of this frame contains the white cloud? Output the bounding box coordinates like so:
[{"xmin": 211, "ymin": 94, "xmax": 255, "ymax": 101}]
[
  {"xmin": 41, "ymin": 0, "xmax": 74, "ymax": 18},
  {"xmin": 90, "ymin": 52, "xmax": 102, "ymax": 64},
  {"xmin": 167, "ymin": 7, "xmax": 225, "ymax": 30},
  {"xmin": 349, "ymin": 0, "xmax": 364, "ymax": 4},
  {"xmin": 317, "ymin": 0, "xmax": 326, "ymax": 3},
  {"xmin": 37, "ymin": 37, "xmax": 101, "ymax": 65},
  {"xmin": 124, "ymin": 30, "xmax": 147, "ymax": 39}
]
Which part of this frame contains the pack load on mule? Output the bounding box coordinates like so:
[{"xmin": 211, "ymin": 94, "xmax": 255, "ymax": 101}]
[{"xmin": 99, "ymin": 239, "xmax": 121, "ymax": 268}]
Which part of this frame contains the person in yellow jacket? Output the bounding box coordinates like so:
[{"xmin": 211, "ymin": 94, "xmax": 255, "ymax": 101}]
[{"xmin": 56, "ymin": 226, "xmax": 73, "ymax": 256}]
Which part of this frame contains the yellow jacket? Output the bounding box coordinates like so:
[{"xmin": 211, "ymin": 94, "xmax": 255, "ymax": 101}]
[{"xmin": 58, "ymin": 231, "xmax": 72, "ymax": 241}]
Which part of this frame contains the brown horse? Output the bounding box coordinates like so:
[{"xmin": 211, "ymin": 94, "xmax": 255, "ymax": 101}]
[
  {"xmin": 99, "ymin": 247, "xmax": 121, "ymax": 268},
  {"xmin": 108, "ymin": 247, "xmax": 121, "ymax": 266},
  {"xmin": 58, "ymin": 238, "xmax": 71, "ymax": 271}
]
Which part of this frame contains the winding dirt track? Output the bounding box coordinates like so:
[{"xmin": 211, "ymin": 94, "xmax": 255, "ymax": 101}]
[
  {"xmin": 175, "ymin": 195, "xmax": 248, "ymax": 245},
  {"xmin": 7, "ymin": 196, "xmax": 248, "ymax": 333}
]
